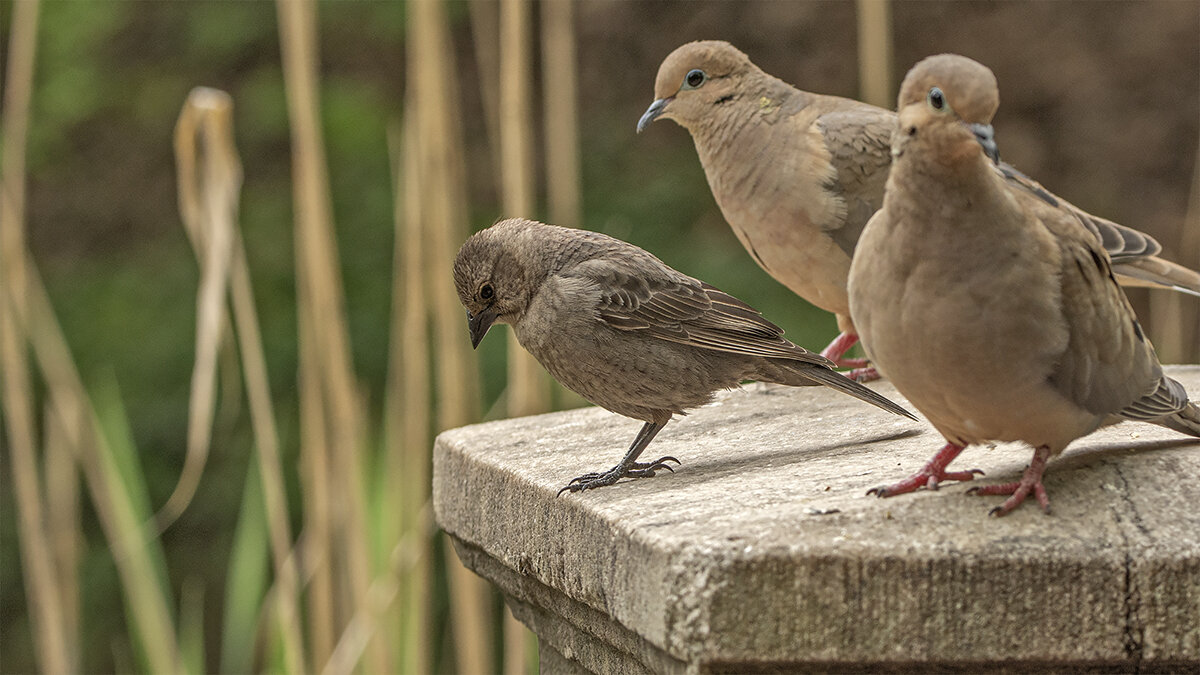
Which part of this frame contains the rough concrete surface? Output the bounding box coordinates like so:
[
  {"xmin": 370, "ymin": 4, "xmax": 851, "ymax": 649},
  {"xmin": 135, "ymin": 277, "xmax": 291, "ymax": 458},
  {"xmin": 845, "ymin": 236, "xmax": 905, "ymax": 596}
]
[{"xmin": 433, "ymin": 366, "xmax": 1200, "ymax": 673}]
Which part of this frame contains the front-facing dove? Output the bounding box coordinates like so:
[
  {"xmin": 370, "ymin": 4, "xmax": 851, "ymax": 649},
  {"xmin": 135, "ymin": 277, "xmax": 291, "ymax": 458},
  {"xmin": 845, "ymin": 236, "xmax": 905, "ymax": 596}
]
[
  {"xmin": 639, "ymin": 40, "xmax": 1200, "ymax": 380},
  {"xmin": 454, "ymin": 218, "xmax": 916, "ymax": 494},
  {"xmin": 847, "ymin": 54, "xmax": 1200, "ymax": 516}
]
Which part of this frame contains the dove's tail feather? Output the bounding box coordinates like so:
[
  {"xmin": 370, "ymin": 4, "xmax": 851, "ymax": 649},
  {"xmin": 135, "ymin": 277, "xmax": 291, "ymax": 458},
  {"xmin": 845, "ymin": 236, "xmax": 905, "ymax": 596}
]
[
  {"xmin": 1155, "ymin": 402, "xmax": 1200, "ymax": 438},
  {"xmin": 1115, "ymin": 257, "xmax": 1200, "ymax": 298},
  {"xmin": 768, "ymin": 362, "xmax": 918, "ymax": 421}
]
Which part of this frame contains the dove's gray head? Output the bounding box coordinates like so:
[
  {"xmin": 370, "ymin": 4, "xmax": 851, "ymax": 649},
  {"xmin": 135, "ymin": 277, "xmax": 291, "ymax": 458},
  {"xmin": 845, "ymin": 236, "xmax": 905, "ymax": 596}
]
[
  {"xmin": 453, "ymin": 218, "xmax": 546, "ymax": 348},
  {"xmin": 637, "ymin": 40, "xmax": 757, "ymax": 134},
  {"xmin": 892, "ymin": 54, "xmax": 1002, "ymax": 166}
]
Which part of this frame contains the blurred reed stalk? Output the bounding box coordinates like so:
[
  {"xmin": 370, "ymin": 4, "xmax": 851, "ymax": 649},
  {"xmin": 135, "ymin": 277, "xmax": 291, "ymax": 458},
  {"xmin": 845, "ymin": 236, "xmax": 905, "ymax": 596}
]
[
  {"xmin": 19, "ymin": 266, "xmax": 183, "ymax": 675},
  {"xmin": 379, "ymin": 101, "xmax": 435, "ymax": 674},
  {"xmin": 1, "ymin": 2, "xmax": 72, "ymax": 672},
  {"xmin": 469, "ymin": 0, "xmax": 503, "ymax": 183},
  {"xmin": 173, "ymin": 87, "xmax": 307, "ymax": 673},
  {"xmin": 4, "ymin": 18, "xmax": 183, "ymax": 653},
  {"xmin": 43, "ymin": 397, "xmax": 81, "ymax": 673},
  {"xmin": 157, "ymin": 89, "xmax": 239, "ymax": 533},
  {"xmin": 542, "ymin": 0, "xmax": 582, "ymax": 230},
  {"xmin": 276, "ymin": 0, "xmax": 383, "ymax": 672},
  {"xmin": 500, "ymin": 0, "xmax": 548, "ymax": 669},
  {"xmin": 501, "ymin": 0, "xmax": 552, "ymax": 421},
  {"xmin": 855, "ymin": 0, "xmax": 894, "ymax": 109},
  {"xmin": 408, "ymin": 0, "xmax": 495, "ymax": 670},
  {"xmin": 1149, "ymin": 140, "xmax": 1200, "ymax": 364},
  {"xmin": 541, "ymin": 0, "xmax": 590, "ymax": 417}
]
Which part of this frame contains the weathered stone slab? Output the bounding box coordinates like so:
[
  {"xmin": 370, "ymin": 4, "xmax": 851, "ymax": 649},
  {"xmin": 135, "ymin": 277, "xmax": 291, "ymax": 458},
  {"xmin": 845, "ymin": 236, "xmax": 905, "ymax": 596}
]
[{"xmin": 434, "ymin": 366, "xmax": 1200, "ymax": 672}]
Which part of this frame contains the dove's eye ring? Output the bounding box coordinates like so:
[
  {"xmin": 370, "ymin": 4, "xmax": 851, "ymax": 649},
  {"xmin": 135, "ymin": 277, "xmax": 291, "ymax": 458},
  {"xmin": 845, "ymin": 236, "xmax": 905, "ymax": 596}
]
[
  {"xmin": 684, "ymin": 69, "xmax": 707, "ymax": 89},
  {"xmin": 479, "ymin": 283, "xmax": 495, "ymax": 300},
  {"xmin": 927, "ymin": 87, "xmax": 946, "ymax": 111}
]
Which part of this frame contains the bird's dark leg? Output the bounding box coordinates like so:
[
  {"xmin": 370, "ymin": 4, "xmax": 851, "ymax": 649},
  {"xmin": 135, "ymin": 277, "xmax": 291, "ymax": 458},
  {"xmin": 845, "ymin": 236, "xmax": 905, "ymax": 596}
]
[
  {"xmin": 558, "ymin": 420, "xmax": 678, "ymax": 495},
  {"xmin": 966, "ymin": 445, "xmax": 1052, "ymax": 516},
  {"xmin": 867, "ymin": 442, "xmax": 983, "ymax": 497},
  {"xmin": 820, "ymin": 332, "xmax": 879, "ymax": 382}
]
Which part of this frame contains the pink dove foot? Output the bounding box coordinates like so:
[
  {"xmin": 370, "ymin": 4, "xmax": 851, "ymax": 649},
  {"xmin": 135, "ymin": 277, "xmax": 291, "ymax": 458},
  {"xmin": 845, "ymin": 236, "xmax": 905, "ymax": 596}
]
[
  {"xmin": 967, "ymin": 445, "xmax": 1052, "ymax": 516},
  {"xmin": 868, "ymin": 442, "xmax": 983, "ymax": 497}
]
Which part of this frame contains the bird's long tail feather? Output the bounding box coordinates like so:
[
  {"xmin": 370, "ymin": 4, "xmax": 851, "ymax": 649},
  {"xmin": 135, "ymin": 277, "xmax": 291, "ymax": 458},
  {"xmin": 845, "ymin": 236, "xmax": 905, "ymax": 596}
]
[
  {"xmin": 1156, "ymin": 402, "xmax": 1200, "ymax": 438},
  {"xmin": 1115, "ymin": 257, "xmax": 1200, "ymax": 298},
  {"xmin": 778, "ymin": 363, "xmax": 918, "ymax": 421}
]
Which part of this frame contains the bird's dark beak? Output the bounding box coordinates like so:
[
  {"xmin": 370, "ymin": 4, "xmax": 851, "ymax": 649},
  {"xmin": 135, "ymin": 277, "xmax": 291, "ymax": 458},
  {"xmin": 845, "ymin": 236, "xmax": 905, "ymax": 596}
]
[
  {"xmin": 637, "ymin": 97, "xmax": 671, "ymax": 133},
  {"xmin": 467, "ymin": 306, "xmax": 498, "ymax": 349},
  {"xmin": 969, "ymin": 123, "xmax": 1000, "ymax": 164}
]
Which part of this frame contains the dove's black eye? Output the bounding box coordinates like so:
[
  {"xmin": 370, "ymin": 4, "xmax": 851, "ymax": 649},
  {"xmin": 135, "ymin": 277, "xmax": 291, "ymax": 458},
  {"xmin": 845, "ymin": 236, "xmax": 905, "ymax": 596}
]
[
  {"xmin": 927, "ymin": 87, "xmax": 945, "ymax": 111},
  {"xmin": 684, "ymin": 69, "xmax": 707, "ymax": 89},
  {"xmin": 479, "ymin": 283, "xmax": 494, "ymax": 300}
]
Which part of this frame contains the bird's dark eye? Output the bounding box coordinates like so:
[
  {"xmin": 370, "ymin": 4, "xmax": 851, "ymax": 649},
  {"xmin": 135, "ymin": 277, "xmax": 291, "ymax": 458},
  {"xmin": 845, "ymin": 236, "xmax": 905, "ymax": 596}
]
[
  {"xmin": 684, "ymin": 69, "xmax": 706, "ymax": 89},
  {"xmin": 927, "ymin": 87, "xmax": 945, "ymax": 111},
  {"xmin": 479, "ymin": 283, "xmax": 494, "ymax": 300}
]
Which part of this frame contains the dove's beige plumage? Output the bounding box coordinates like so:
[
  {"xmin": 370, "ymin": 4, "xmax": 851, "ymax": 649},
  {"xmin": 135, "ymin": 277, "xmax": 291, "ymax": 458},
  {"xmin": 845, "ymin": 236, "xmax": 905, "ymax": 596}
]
[
  {"xmin": 639, "ymin": 41, "xmax": 1200, "ymax": 377},
  {"xmin": 847, "ymin": 54, "xmax": 1200, "ymax": 516}
]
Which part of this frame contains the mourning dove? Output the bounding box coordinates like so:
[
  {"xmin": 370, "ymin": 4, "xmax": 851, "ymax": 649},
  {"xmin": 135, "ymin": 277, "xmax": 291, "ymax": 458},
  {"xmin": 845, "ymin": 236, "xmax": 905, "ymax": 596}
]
[
  {"xmin": 454, "ymin": 218, "xmax": 916, "ymax": 494},
  {"xmin": 847, "ymin": 54, "xmax": 1200, "ymax": 515},
  {"xmin": 639, "ymin": 40, "xmax": 1200, "ymax": 380}
]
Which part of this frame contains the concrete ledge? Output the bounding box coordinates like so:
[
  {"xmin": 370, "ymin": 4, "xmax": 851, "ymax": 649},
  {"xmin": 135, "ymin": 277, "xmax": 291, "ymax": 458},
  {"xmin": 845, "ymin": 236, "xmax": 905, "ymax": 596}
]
[{"xmin": 433, "ymin": 366, "xmax": 1200, "ymax": 672}]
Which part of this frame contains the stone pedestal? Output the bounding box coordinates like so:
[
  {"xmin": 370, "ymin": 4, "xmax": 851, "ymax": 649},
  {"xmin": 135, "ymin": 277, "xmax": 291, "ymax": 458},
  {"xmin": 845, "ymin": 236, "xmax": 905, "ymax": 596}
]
[{"xmin": 434, "ymin": 366, "xmax": 1200, "ymax": 672}]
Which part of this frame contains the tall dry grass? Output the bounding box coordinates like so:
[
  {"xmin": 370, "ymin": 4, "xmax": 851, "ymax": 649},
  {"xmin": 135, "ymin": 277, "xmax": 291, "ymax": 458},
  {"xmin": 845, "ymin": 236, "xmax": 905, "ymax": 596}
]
[
  {"xmin": 856, "ymin": 0, "xmax": 893, "ymax": 109},
  {"xmin": 542, "ymin": 0, "xmax": 583, "ymax": 231},
  {"xmin": 4, "ymin": 3, "xmax": 185, "ymax": 651},
  {"xmin": 3, "ymin": 0, "xmax": 506, "ymax": 670},
  {"xmin": 2, "ymin": 2, "xmax": 71, "ymax": 671},
  {"xmin": 500, "ymin": 0, "xmax": 552, "ymax": 422},
  {"xmin": 1150, "ymin": 141, "xmax": 1200, "ymax": 364},
  {"xmin": 408, "ymin": 0, "xmax": 495, "ymax": 672},
  {"xmin": 174, "ymin": 87, "xmax": 308, "ymax": 674},
  {"xmin": 382, "ymin": 102, "xmax": 435, "ymax": 675},
  {"xmin": 276, "ymin": 1, "xmax": 386, "ymax": 673}
]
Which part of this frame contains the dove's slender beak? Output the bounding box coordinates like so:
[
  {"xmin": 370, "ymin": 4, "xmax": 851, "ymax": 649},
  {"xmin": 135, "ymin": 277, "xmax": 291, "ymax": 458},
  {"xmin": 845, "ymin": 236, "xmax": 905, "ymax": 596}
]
[
  {"xmin": 637, "ymin": 97, "xmax": 671, "ymax": 133},
  {"xmin": 467, "ymin": 306, "xmax": 499, "ymax": 349},
  {"xmin": 969, "ymin": 123, "xmax": 1000, "ymax": 164}
]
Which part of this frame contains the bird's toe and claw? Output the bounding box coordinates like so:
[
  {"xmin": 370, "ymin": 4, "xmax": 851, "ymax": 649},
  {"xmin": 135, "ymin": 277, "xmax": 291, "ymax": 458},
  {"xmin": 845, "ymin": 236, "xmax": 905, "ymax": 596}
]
[
  {"xmin": 867, "ymin": 467, "xmax": 984, "ymax": 498},
  {"xmin": 846, "ymin": 366, "xmax": 880, "ymax": 383},
  {"xmin": 819, "ymin": 334, "xmax": 881, "ymax": 382},
  {"xmin": 965, "ymin": 446, "xmax": 1053, "ymax": 516},
  {"xmin": 967, "ymin": 480, "xmax": 1051, "ymax": 516},
  {"xmin": 867, "ymin": 442, "xmax": 982, "ymax": 498},
  {"xmin": 557, "ymin": 456, "xmax": 681, "ymax": 496}
]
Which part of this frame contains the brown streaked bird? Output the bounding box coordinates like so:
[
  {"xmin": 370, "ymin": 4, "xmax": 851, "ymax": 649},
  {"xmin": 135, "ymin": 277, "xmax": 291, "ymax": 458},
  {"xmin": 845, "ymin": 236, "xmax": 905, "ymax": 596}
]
[
  {"xmin": 454, "ymin": 218, "xmax": 917, "ymax": 494},
  {"xmin": 847, "ymin": 54, "xmax": 1200, "ymax": 516},
  {"xmin": 638, "ymin": 40, "xmax": 1200, "ymax": 381}
]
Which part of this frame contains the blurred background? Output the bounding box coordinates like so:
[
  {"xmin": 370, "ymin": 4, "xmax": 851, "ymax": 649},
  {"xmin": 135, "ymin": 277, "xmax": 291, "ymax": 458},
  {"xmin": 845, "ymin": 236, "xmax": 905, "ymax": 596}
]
[{"xmin": 2, "ymin": 1, "xmax": 1197, "ymax": 673}]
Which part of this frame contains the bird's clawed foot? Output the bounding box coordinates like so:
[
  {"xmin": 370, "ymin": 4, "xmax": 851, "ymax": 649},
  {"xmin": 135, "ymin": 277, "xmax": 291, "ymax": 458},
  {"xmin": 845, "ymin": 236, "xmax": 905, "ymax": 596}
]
[
  {"xmin": 846, "ymin": 366, "xmax": 880, "ymax": 383},
  {"xmin": 820, "ymin": 333, "xmax": 880, "ymax": 382},
  {"xmin": 965, "ymin": 446, "xmax": 1052, "ymax": 516},
  {"xmin": 868, "ymin": 467, "xmax": 983, "ymax": 497},
  {"xmin": 557, "ymin": 456, "xmax": 680, "ymax": 496},
  {"xmin": 867, "ymin": 442, "xmax": 981, "ymax": 497}
]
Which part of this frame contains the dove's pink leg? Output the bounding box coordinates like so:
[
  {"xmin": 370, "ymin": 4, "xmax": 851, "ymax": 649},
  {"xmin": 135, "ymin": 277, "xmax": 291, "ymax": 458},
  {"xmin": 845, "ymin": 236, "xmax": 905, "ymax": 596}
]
[
  {"xmin": 867, "ymin": 442, "xmax": 983, "ymax": 497},
  {"xmin": 820, "ymin": 332, "xmax": 879, "ymax": 382},
  {"xmin": 820, "ymin": 331, "xmax": 866, "ymax": 365},
  {"xmin": 967, "ymin": 445, "xmax": 1052, "ymax": 516}
]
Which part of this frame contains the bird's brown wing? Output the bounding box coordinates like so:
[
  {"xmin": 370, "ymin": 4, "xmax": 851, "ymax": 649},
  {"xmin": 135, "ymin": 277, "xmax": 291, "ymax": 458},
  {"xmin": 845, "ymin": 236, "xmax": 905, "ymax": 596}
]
[
  {"xmin": 1031, "ymin": 194, "xmax": 1188, "ymax": 420},
  {"xmin": 999, "ymin": 163, "xmax": 1200, "ymax": 296},
  {"xmin": 575, "ymin": 258, "xmax": 832, "ymax": 366},
  {"xmin": 815, "ymin": 105, "xmax": 895, "ymax": 257}
]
